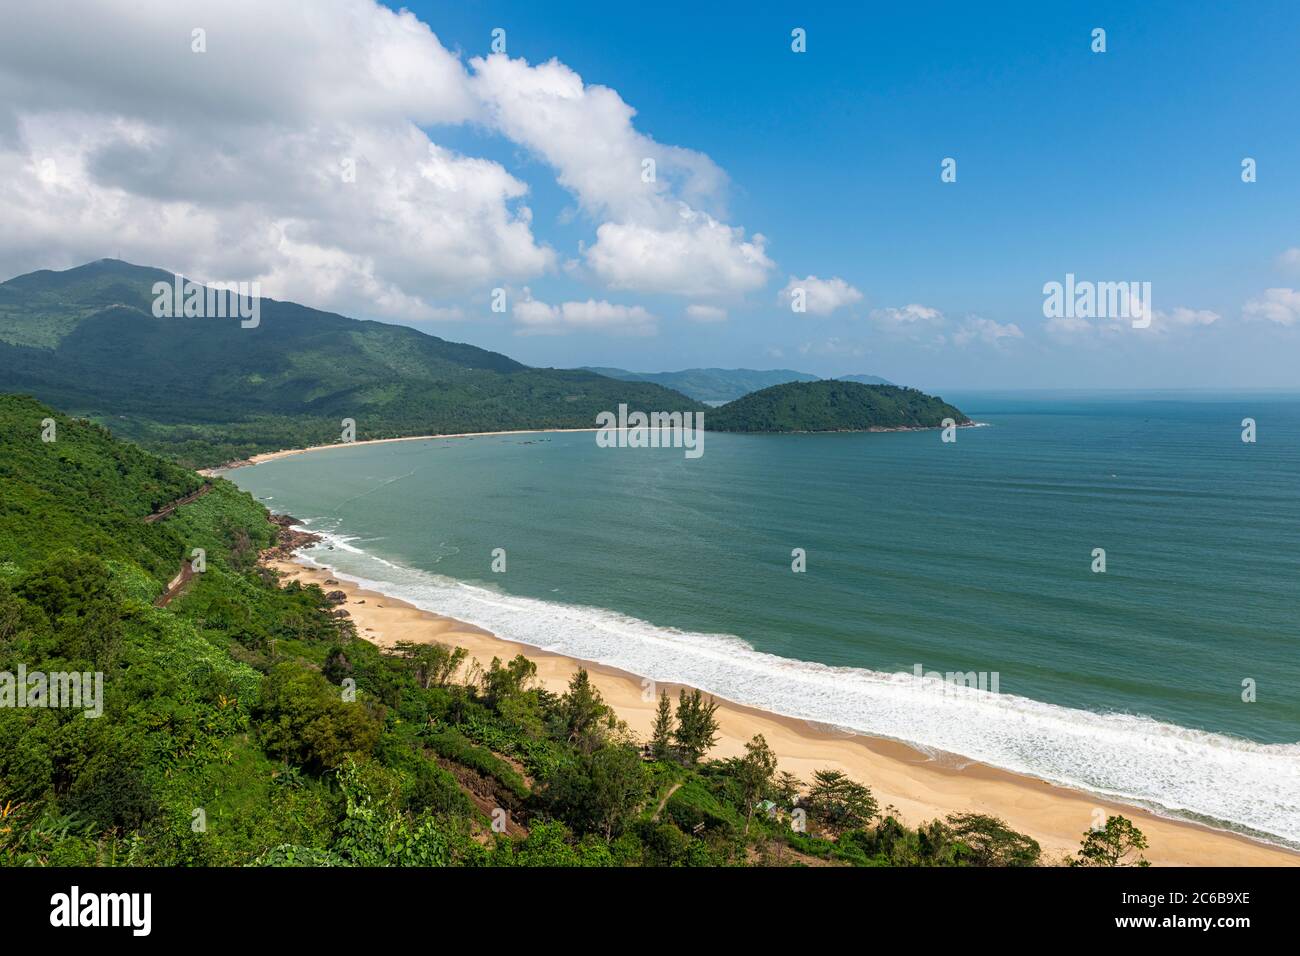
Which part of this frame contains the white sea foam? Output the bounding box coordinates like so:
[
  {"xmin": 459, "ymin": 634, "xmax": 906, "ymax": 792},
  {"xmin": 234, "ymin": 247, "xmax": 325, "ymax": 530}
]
[{"xmin": 297, "ymin": 526, "xmax": 1300, "ymax": 847}]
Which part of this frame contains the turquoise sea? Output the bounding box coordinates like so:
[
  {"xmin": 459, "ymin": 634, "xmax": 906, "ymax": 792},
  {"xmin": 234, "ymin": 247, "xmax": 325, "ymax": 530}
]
[{"xmin": 228, "ymin": 391, "xmax": 1300, "ymax": 845}]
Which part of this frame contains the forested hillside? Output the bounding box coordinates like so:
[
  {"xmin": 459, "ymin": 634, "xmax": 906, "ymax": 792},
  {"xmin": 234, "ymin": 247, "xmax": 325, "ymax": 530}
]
[
  {"xmin": 0, "ymin": 260, "xmax": 704, "ymax": 468},
  {"xmin": 0, "ymin": 395, "xmax": 1115, "ymax": 868},
  {"xmin": 709, "ymin": 381, "xmax": 970, "ymax": 433}
]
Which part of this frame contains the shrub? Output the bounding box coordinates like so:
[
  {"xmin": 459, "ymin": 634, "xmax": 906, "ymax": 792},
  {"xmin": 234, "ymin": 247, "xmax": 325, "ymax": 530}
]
[{"xmin": 253, "ymin": 664, "xmax": 383, "ymax": 773}]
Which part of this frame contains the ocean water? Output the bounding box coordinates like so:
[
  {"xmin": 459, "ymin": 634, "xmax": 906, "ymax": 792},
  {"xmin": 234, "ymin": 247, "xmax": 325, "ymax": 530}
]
[{"xmin": 227, "ymin": 391, "xmax": 1300, "ymax": 845}]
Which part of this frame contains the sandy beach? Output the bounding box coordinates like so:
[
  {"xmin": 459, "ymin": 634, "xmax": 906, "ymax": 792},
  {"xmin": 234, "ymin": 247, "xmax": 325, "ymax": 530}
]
[
  {"xmin": 201, "ymin": 429, "xmax": 599, "ymax": 475},
  {"xmin": 270, "ymin": 554, "xmax": 1298, "ymax": 866}
]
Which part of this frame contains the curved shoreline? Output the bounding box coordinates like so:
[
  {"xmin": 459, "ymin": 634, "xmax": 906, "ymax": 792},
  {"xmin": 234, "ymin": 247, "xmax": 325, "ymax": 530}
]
[
  {"xmin": 201, "ymin": 427, "xmax": 601, "ymax": 475},
  {"xmin": 226, "ymin": 434, "xmax": 1298, "ymax": 865},
  {"xmin": 202, "ymin": 421, "xmax": 978, "ymax": 475},
  {"xmin": 269, "ymin": 549, "xmax": 1298, "ymax": 866}
]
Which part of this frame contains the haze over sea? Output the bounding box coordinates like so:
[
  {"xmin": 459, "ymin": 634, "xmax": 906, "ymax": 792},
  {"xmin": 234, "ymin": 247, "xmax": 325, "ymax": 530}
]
[{"xmin": 229, "ymin": 391, "xmax": 1300, "ymax": 846}]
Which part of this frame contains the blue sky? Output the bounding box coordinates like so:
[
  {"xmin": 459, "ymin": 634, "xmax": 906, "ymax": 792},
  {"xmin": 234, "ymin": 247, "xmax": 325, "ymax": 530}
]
[
  {"xmin": 397, "ymin": 0, "xmax": 1300, "ymax": 389},
  {"xmin": 3, "ymin": 1, "xmax": 1298, "ymax": 390}
]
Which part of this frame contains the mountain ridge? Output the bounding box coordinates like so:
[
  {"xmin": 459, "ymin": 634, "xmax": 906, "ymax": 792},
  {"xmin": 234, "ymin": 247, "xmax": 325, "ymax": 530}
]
[
  {"xmin": 581, "ymin": 365, "xmax": 892, "ymax": 403},
  {"xmin": 0, "ymin": 260, "xmax": 703, "ymax": 466}
]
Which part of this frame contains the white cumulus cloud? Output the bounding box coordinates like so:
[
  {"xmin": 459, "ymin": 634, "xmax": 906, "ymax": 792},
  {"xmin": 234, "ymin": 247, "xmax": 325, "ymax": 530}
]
[
  {"xmin": 513, "ymin": 289, "xmax": 656, "ymax": 336},
  {"xmin": 587, "ymin": 211, "xmax": 771, "ymax": 297},
  {"xmin": 1244, "ymin": 288, "xmax": 1300, "ymax": 326},
  {"xmin": 779, "ymin": 275, "xmax": 864, "ymax": 316},
  {"xmin": 471, "ymin": 53, "xmax": 771, "ymax": 299},
  {"xmin": 953, "ymin": 317, "xmax": 1024, "ymax": 347},
  {"xmin": 1044, "ymin": 306, "xmax": 1220, "ymax": 341},
  {"xmin": 1157, "ymin": 307, "xmax": 1220, "ymax": 329},
  {"xmin": 869, "ymin": 303, "xmax": 942, "ymax": 326}
]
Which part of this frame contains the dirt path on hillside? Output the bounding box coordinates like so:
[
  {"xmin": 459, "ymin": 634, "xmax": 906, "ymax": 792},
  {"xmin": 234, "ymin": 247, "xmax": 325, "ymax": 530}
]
[
  {"xmin": 145, "ymin": 482, "xmax": 213, "ymax": 606},
  {"xmin": 651, "ymin": 782, "xmax": 683, "ymax": 822},
  {"xmin": 144, "ymin": 483, "xmax": 212, "ymax": 523},
  {"xmin": 153, "ymin": 560, "xmax": 197, "ymax": 607}
]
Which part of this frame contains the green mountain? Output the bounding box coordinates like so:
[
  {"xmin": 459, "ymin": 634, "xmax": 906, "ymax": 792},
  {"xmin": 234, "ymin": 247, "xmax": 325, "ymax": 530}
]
[
  {"xmin": 0, "ymin": 260, "xmax": 704, "ymax": 467},
  {"xmin": 582, "ymin": 366, "xmax": 891, "ymax": 403},
  {"xmin": 708, "ymin": 380, "xmax": 969, "ymax": 433},
  {"xmin": 0, "ymin": 394, "xmax": 1045, "ymax": 868}
]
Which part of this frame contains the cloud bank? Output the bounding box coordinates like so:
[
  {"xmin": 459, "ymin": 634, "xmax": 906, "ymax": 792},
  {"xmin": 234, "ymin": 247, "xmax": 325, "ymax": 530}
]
[{"xmin": 0, "ymin": 0, "xmax": 773, "ymax": 323}]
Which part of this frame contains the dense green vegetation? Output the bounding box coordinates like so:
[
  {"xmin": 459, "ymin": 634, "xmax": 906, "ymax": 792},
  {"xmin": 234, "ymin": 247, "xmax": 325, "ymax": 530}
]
[
  {"xmin": 708, "ymin": 380, "xmax": 970, "ymax": 433},
  {"xmin": 582, "ymin": 367, "xmax": 892, "ymax": 403},
  {"xmin": 0, "ymin": 395, "xmax": 1150, "ymax": 868},
  {"xmin": 0, "ymin": 260, "xmax": 705, "ymax": 468}
]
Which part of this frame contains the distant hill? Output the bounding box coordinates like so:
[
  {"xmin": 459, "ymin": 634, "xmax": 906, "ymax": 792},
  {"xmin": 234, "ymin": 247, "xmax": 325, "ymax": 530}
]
[
  {"xmin": 0, "ymin": 260, "xmax": 703, "ymax": 467},
  {"xmin": 836, "ymin": 373, "xmax": 893, "ymax": 387},
  {"xmin": 708, "ymin": 380, "xmax": 968, "ymax": 433},
  {"xmin": 582, "ymin": 366, "xmax": 892, "ymax": 403}
]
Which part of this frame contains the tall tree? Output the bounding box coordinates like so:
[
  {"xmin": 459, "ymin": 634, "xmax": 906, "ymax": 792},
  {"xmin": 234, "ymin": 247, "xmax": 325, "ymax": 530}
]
[
  {"xmin": 588, "ymin": 745, "xmax": 650, "ymax": 840},
  {"xmin": 540, "ymin": 745, "xmax": 649, "ymax": 840},
  {"xmin": 478, "ymin": 654, "xmax": 537, "ymax": 707},
  {"xmin": 673, "ymin": 688, "xmax": 720, "ymax": 765},
  {"xmin": 805, "ymin": 769, "xmax": 878, "ymax": 837},
  {"xmin": 944, "ymin": 813, "xmax": 1041, "ymax": 866},
  {"xmin": 650, "ymin": 689, "xmax": 675, "ymax": 760},
  {"xmin": 1072, "ymin": 815, "xmax": 1150, "ymax": 867},
  {"xmin": 774, "ymin": 770, "xmax": 803, "ymax": 809},
  {"xmin": 392, "ymin": 640, "xmax": 466, "ymax": 689},
  {"xmin": 737, "ymin": 734, "xmax": 779, "ymax": 835},
  {"xmin": 558, "ymin": 668, "xmax": 614, "ymax": 753}
]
